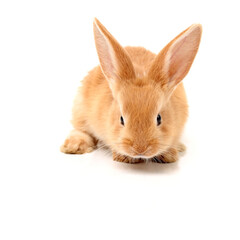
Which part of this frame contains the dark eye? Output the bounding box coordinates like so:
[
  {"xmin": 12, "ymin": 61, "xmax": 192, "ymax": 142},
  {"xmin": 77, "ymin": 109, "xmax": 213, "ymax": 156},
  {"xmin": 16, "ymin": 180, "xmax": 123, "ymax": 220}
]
[
  {"xmin": 120, "ymin": 116, "xmax": 124, "ymax": 126},
  {"xmin": 157, "ymin": 114, "xmax": 161, "ymax": 126}
]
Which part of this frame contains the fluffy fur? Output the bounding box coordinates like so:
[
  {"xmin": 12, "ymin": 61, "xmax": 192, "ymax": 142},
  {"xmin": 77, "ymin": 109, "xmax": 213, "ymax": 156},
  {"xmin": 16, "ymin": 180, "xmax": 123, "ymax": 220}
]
[{"xmin": 61, "ymin": 18, "xmax": 202, "ymax": 163}]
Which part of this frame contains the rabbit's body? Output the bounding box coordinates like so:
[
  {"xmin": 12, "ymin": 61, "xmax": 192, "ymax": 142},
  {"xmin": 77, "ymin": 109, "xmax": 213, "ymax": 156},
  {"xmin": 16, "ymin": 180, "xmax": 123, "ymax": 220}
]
[{"xmin": 61, "ymin": 19, "xmax": 201, "ymax": 163}]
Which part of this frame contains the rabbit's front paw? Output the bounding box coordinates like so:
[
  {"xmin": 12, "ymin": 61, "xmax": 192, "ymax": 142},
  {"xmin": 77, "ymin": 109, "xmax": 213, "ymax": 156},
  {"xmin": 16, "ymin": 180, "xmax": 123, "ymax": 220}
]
[
  {"xmin": 177, "ymin": 143, "xmax": 186, "ymax": 153},
  {"xmin": 153, "ymin": 148, "xmax": 179, "ymax": 163},
  {"xmin": 113, "ymin": 152, "xmax": 144, "ymax": 164},
  {"xmin": 61, "ymin": 130, "xmax": 97, "ymax": 154}
]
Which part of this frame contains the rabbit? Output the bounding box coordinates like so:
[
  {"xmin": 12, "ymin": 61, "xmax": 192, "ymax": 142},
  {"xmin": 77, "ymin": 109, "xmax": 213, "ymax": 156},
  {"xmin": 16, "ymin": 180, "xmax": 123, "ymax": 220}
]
[{"xmin": 61, "ymin": 18, "xmax": 202, "ymax": 164}]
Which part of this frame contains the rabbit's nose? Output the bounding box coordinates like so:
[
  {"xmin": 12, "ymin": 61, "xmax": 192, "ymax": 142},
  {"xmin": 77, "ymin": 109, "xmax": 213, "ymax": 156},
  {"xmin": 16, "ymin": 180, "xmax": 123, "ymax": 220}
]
[{"xmin": 132, "ymin": 144, "xmax": 148, "ymax": 155}]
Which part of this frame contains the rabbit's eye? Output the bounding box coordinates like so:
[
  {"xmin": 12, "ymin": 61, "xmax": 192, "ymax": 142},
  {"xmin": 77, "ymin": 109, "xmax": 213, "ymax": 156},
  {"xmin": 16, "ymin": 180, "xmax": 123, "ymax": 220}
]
[
  {"xmin": 157, "ymin": 114, "xmax": 161, "ymax": 126},
  {"xmin": 120, "ymin": 116, "xmax": 124, "ymax": 126}
]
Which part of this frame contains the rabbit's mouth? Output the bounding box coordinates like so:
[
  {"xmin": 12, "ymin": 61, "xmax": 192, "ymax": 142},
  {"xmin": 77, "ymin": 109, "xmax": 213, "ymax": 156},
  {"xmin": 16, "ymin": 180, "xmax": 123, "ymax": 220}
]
[
  {"xmin": 116, "ymin": 138, "xmax": 166, "ymax": 159},
  {"xmin": 125, "ymin": 147, "xmax": 160, "ymax": 159}
]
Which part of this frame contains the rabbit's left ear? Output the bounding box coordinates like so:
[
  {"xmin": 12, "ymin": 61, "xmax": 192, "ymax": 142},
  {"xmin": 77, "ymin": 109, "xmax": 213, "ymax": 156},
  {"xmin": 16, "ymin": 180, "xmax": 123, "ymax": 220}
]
[
  {"xmin": 93, "ymin": 18, "xmax": 135, "ymax": 92},
  {"xmin": 148, "ymin": 24, "xmax": 202, "ymax": 92}
]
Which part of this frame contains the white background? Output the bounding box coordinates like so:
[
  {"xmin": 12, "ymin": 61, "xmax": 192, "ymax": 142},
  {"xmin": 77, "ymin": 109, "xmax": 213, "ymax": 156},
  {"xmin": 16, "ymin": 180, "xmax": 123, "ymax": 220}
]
[{"xmin": 1, "ymin": 0, "xmax": 240, "ymax": 239}]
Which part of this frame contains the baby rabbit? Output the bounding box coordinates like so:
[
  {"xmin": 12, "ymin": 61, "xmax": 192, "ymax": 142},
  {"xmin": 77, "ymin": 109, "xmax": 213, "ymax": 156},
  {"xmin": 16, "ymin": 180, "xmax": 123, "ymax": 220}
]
[{"xmin": 61, "ymin": 18, "xmax": 202, "ymax": 163}]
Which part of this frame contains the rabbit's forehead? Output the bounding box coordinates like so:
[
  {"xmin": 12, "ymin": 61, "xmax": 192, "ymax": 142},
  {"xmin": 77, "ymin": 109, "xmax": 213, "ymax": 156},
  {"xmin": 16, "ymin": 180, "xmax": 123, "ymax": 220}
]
[{"xmin": 119, "ymin": 84, "xmax": 163, "ymax": 115}]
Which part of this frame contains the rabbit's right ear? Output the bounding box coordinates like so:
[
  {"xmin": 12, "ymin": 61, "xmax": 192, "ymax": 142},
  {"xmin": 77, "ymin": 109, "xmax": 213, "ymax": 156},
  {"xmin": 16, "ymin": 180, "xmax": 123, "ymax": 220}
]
[
  {"xmin": 93, "ymin": 18, "xmax": 135, "ymax": 92},
  {"xmin": 148, "ymin": 24, "xmax": 202, "ymax": 95}
]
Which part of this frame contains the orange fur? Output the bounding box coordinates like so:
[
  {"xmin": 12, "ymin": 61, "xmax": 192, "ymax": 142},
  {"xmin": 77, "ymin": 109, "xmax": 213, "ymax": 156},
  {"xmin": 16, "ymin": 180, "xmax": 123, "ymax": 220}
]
[{"xmin": 61, "ymin": 19, "xmax": 202, "ymax": 164}]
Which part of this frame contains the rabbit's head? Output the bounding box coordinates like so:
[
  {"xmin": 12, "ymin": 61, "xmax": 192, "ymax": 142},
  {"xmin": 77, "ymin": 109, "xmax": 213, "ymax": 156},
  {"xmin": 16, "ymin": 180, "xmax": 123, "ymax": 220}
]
[{"xmin": 93, "ymin": 18, "xmax": 201, "ymax": 158}]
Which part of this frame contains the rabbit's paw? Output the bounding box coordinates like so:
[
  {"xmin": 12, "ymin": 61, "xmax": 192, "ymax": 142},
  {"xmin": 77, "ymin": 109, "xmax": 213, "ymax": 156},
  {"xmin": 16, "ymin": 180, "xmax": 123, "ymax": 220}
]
[
  {"xmin": 113, "ymin": 152, "xmax": 144, "ymax": 164},
  {"xmin": 177, "ymin": 143, "xmax": 186, "ymax": 153},
  {"xmin": 61, "ymin": 130, "xmax": 97, "ymax": 154},
  {"xmin": 153, "ymin": 148, "xmax": 179, "ymax": 163}
]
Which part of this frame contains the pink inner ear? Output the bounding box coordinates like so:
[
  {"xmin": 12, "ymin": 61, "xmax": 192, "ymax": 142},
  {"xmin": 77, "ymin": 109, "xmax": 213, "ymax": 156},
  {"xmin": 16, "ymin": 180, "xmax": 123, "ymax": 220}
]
[
  {"xmin": 93, "ymin": 19, "xmax": 135, "ymax": 82},
  {"xmin": 94, "ymin": 25, "xmax": 116, "ymax": 80},
  {"xmin": 168, "ymin": 27, "xmax": 201, "ymax": 85}
]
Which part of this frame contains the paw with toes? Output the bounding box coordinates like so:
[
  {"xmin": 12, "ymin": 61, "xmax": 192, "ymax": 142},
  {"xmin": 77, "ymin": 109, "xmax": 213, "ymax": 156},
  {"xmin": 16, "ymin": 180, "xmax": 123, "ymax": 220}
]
[
  {"xmin": 61, "ymin": 130, "xmax": 96, "ymax": 154},
  {"xmin": 153, "ymin": 148, "xmax": 179, "ymax": 163},
  {"xmin": 113, "ymin": 152, "xmax": 144, "ymax": 164}
]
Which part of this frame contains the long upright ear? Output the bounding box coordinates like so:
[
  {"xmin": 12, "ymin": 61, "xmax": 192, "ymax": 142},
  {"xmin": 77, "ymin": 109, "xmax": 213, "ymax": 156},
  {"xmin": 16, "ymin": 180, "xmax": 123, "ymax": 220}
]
[
  {"xmin": 93, "ymin": 18, "xmax": 135, "ymax": 91},
  {"xmin": 148, "ymin": 24, "xmax": 202, "ymax": 92}
]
